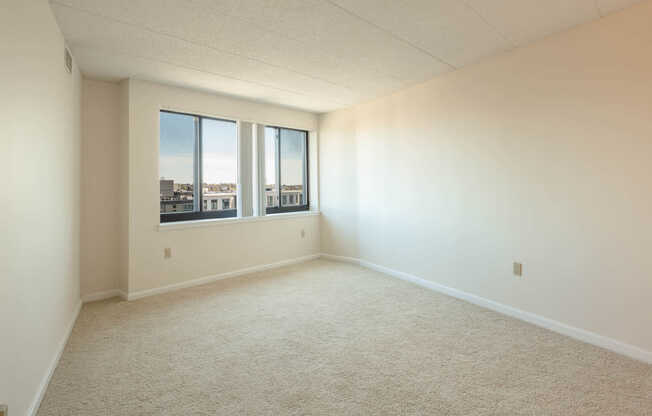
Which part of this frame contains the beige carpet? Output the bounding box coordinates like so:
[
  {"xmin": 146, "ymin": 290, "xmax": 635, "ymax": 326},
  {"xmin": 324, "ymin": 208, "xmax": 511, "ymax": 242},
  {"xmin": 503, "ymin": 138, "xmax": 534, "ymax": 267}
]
[{"xmin": 38, "ymin": 259, "xmax": 651, "ymax": 415}]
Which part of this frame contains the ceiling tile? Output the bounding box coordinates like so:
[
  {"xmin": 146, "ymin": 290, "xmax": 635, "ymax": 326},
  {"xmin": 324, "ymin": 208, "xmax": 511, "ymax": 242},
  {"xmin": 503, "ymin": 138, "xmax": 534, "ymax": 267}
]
[
  {"xmin": 71, "ymin": 45, "xmax": 340, "ymax": 113},
  {"xmin": 596, "ymin": 0, "xmax": 643, "ymax": 15},
  {"xmin": 221, "ymin": 23, "xmax": 403, "ymax": 98},
  {"xmin": 52, "ymin": 0, "xmax": 436, "ymax": 106},
  {"xmin": 51, "ymin": 0, "xmax": 238, "ymax": 37},
  {"xmin": 50, "ymin": 0, "xmax": 634, "ymax": 113},
  {"xmin": 329, "ymin": 0, "xmax": 513, "ymax": 68},
  {"xmin": 51, "ymin": 0, "xmax": 236, "ymax": 52},
  {"xmin": 465, "ymin": 0, "xmax": 599, "ymax": 46},
  {"xmin": 230, "ymin": 0, "xmax": 450, "ymax": 82},
  {"xmin": 198, "ymin": 46, "xmax": 357, "ymax": 104},
  {"xmin": 52, "ymin": 4, "xmax": 356, "ymax": 107},
  {"xmin": 51, "ymin": 4, "xmax": 205, "ymax": 70}
]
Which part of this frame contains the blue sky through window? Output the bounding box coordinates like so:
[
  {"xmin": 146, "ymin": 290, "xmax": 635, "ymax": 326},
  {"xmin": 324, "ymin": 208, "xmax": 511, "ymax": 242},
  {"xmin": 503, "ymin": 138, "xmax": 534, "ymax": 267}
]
[
  {"xmin": 160, "ymin": 112, "xmax": 304, "ymax": 185},
  {"xmin": 160, "ymin": 111, "xmax": 194, "ymax": 184}
]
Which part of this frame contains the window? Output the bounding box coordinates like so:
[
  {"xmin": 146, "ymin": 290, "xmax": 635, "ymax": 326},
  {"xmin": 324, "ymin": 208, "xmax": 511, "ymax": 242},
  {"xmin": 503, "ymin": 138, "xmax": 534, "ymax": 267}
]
[
  {"xmin": 160, "ymin": 110, "xmax": 237, "ymax": 223},
  {"xmin": 264, "ymin": 127, "xmax": 308, "ymax": 214}
]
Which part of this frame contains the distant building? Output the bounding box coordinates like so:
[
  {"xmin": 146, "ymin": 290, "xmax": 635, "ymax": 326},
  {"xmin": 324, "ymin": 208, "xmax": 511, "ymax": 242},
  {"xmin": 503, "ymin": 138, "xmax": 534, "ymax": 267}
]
[
  {"xmin": 265, "ymin": 187, "xmax": 304, "ymax": 207},
  {"xmin": 160, "ymin": 182, "xmax": 304, "ymax": 214},
  {"xmin": 160, "ymin": 200, "xmax": 194, "ymax": 213},
  {"xmin": 160, "ymin": 179, "xmax": 174, "ymax": 199},
  {"xmin": 160, "ymin": 192, "xmax": 237, "ymax": 213},
  {"xmin": 202, "ymin": 192, "xmax": 236, "ymax": 211}
]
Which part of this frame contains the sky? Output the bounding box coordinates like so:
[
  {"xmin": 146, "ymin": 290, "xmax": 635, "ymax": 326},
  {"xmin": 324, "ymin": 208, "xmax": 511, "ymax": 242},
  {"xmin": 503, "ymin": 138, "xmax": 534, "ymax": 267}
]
[
  {"xmin": 265, "ymin": 127, "xmax": 305, "ymax": 187},
  {"xmin": 160, "ymin": 111, "xmax": 304, "ymax": 186}
]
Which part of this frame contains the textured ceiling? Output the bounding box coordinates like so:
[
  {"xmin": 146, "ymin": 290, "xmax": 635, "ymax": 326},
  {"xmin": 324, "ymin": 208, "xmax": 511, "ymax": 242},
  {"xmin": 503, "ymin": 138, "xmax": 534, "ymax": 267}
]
[{"xmin": 51, "ymin": 0, "xmax": 641, "ymax": 113}]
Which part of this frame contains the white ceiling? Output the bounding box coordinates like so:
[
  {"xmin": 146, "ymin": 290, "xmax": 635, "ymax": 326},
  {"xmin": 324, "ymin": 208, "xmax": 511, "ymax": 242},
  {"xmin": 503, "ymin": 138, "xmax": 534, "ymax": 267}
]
[{"xmin": 51, "ymin": 0, "xmax": 641, "ymax": 113}]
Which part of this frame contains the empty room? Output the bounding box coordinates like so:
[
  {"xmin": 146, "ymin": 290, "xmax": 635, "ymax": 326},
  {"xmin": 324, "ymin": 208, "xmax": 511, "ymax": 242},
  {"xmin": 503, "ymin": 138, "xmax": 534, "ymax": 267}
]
[{"xmin": 2, "ymin": 0, "xmax": 652, "ymax": 415}]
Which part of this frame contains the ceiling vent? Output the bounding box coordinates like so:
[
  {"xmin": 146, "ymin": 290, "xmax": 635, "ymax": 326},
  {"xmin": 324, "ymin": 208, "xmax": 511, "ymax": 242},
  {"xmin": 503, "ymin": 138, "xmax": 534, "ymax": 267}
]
[{"xmin": 64, "ymin": 47, "xmax": 72, "ymax": 73}]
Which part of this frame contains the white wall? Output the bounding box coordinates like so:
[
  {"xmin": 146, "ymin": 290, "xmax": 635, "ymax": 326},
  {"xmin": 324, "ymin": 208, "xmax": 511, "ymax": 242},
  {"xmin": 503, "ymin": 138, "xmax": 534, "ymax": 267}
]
[
  {"xmin": 127, "ymin": 80, "xmax": 320, "ymax": 294},
  {"xmin": 81, "ymin": 79, "xmax": 126, "ymax": 298},
  {"xmin": 0, "ymin": 0, "xmax": 82, "ymax": 414},
  {"xmin": 319, "ymin": 1, "xmax": 652, "ymax": 355}
]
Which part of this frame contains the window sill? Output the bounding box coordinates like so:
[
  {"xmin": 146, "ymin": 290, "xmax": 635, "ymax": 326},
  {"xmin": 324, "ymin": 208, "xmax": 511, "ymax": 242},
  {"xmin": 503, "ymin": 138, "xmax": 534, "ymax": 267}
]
[{"xmin": 157, "ymin": 210, "xmax": 320, "ymax": 232}]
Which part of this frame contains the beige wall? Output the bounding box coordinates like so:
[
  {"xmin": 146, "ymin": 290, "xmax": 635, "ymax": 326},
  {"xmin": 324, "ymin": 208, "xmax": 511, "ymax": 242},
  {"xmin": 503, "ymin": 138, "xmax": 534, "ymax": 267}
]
[
  {"xmin": 0, "ymin": 0, "xmax": 82, "ymax": 414},
  {"xmin": 127, "ymin": 80, "xmax": 320, "ymax": 293},
  {"xmin": 81, "ymin": 79, "xmax": 126, "ymax": 297},
  {"xmin": 319, "ymin": 110, "xmax": 359, "ymax": 258},
  {"xmin": 79, "ymin": 78, "xmax": 321, "ymax": 297},
  {"xmin": 319, "ymin": 1, "xmax": 652, "ymax": 354},
  {"xmin": 118, "ymin": 79, "xmax": 130, "ymax": 294}
]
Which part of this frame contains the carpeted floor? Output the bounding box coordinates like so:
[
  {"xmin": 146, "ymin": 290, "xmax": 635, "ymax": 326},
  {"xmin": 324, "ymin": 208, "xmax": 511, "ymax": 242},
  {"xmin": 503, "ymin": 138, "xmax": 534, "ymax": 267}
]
[{"xmin": 38, "ymin": 259, "xmax": 651, "ymax": 415}]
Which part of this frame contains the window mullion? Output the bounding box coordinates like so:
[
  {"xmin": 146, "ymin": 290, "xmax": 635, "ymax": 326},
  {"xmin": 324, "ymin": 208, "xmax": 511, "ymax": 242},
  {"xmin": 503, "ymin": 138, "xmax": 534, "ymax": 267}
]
[
  {"xmin": 193, "ymin": 116, "xmax": 202, "ymax": 212},
  {"xmin": 254, "ymin": 123, "xmax": 267, "ymax": 216},
  {"xmin": 275, "ymin": 128, "xmax": 281, "ymax": 208},
  {"xmin": 237, "ymin": 121, "xmax": 254, "ymax": 217},
  {"xmin": 303, "ymin": 134, "xmax": 308, "ymax": 207}
]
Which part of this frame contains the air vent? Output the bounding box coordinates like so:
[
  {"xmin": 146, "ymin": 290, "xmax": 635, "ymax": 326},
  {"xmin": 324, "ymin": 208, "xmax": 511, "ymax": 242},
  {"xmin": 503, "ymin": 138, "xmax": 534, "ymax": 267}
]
[{"xmin": 64, "ymin": 47, "xmax": 72, "ymax": 73}]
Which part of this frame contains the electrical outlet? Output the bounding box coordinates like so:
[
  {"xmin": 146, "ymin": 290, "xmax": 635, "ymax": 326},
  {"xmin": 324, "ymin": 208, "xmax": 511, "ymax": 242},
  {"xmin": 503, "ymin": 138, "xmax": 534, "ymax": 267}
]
[
  {"xmin": 513, "ymin": 262, "xmax": 522, "ymax": 277},
  {"xmin": 164, "ymin": 248, "xmax": 172, "ymax": 259},
  {"xmin": 0, "ymin": 404, "xmax": 8, "ymax": 416},
  {"xmin": 300, "ymin": 229, "xmax": 305, "ymax": 238}
]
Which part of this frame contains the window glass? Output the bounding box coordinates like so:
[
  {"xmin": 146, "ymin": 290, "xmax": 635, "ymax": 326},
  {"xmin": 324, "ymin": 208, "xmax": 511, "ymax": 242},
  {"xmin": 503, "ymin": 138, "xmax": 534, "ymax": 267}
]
[
  {"xmin": 280, "ymin": 129, "xmax": 307, "ymax": 207},
  {"xmin": 159, "ymin": 111, "xmax": 238, "ymax": 222},
  {"xmin": 202, "ymin": 118, "xmax": 237, "ymax": 213},
  {"xmin": 159, "ymin": 110, "xmax": 309, "ymax": 222},
  {"xmin": 159, "ymin": 112, "xmax": 196, "ymax": 214}
]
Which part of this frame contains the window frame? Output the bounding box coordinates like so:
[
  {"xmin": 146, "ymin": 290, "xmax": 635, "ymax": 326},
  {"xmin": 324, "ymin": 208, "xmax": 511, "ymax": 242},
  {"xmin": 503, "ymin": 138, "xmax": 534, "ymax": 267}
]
[
  {"xmin": 159, "ymin": 109, "xmax": 238, "ymax": 223},
  {"xmin": 265, "ymin": 126, "xmax": 310, "ymax": 215}
]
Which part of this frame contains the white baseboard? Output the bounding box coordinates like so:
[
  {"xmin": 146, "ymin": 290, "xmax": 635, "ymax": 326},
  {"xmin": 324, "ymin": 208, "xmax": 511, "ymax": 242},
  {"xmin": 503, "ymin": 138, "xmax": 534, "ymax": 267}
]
[
  {"xmin": 127, "ymin": 253, "xmax": 321, "ymax": 301},
  {"xmin": 28, "ymin": 299, "xmax": 83, "ymax": 416},
  {"xmin": 320, "ymin": 253, "xmax": 652, "ymax": 364},
  {"xmin": 319, "ymin": 253, "xmax": 360, "ymax": 265},
  {"xmin": 81, "ymin": 289, "xmax": 127, "ymax": 303}
]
